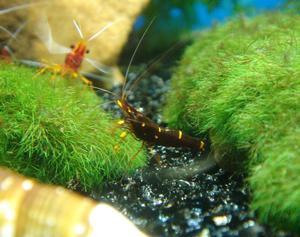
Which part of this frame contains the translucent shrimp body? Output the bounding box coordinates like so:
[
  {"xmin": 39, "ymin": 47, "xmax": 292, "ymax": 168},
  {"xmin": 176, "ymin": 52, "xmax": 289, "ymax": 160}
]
[{"xmin": 64, "ymin": 41, "xmax": 87, "ymax": 72}]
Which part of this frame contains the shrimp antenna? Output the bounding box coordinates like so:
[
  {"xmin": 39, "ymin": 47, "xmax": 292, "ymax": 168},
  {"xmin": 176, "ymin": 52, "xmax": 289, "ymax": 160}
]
[
  {"xmin": 121, "ymin": 17, "xmax": 156, "ymax": 99},
  {"xmin": 73, "ymin": 19, "xmax": 84, "ymax": 39},
  {"xmin": 0, "ymin": 26, "xmax": 15, "ymax": 38},
  {"xmin": 87, "ymin": 21, "xmax": 116, "ymax": 42},
  {"xmin": 125, "ymin": 41, "xmax": 184, "ymax": 100},
  {"xmin": 0, "ymin": 2, "xmax": 39, "ymax": 14},
  {"xmin": 6, "ymin": 21, "xmax": 27, "ymax": 45},
  {"xmin": 35, "ymin": 14, "xmax": 70, "ymax": 54},
  {"xmin": 19, "ymin": 59, "xmax": 46, "ymax": 68},
  {"xmin": 84, "ymin": 57, "xmax": 111, "ymax": 74},
  {"xmin": 89, "ymin": 85, "xmax": 118, "ymax": 98},
  {"xmin": 12, "ymin": 21, "xmax": 26, "ymax": 38}
]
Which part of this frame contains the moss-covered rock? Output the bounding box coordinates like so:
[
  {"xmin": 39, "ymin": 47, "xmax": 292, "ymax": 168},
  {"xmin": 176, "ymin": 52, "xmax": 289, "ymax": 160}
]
[
  {"xmin": 163, "ymin": 13, "xmax": 300, "ymax": 233},
  {"xmin": 0, "ymin": 63, "xmax": 147, "ymax": 192}
]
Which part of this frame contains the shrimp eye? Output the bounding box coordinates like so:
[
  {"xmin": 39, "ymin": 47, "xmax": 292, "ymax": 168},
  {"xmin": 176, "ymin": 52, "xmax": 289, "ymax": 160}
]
[
  {"xmin": 70, "ymin": 44, "xmax": 75, "ymax": 49},
  {"xmin": 86, "ymin": 49, "xmax": 90, "ymax": 54}
]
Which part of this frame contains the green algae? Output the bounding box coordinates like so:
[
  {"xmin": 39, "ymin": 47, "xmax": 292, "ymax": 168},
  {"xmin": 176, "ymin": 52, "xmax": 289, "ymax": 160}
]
[
  {"xmin": 163, "ymin": 13, "xmax": 300, "ymax": 233},
  {"xmin": 0, "ymin": 63, "xmax": 147, "ymax": 192}
]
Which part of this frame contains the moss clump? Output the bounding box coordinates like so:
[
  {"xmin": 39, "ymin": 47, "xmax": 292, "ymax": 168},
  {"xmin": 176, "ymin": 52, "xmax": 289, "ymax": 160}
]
[
  {"xmin": 0, "ymin": 63, "xmax": 146, "ymax": 192},
  {"xmin": 163, "ymin": 13, "xmax": 300, "ymax": 233}
]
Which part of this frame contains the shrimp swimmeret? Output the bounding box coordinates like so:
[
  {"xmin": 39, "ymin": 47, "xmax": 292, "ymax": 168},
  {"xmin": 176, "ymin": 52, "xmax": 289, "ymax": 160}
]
[{"xmin": 35, "ymin": 16, "xmax": 116, "ymax": 85}]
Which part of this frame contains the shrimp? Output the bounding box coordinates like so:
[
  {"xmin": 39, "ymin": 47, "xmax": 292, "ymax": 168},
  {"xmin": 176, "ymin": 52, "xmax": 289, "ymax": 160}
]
[
  {"xmin": 35, "ymin": 15, "xmax": 115, "ymax": 85},
  {"xmin": 91, "ymin": 18, "xmax": 207, "ymax": 161}
]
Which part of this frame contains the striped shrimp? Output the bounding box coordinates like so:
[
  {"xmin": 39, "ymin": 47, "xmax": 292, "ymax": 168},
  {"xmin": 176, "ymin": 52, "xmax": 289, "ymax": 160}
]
[{"xmin": 92, "ymin": 19, "xmax": 207, "ymax": 160}]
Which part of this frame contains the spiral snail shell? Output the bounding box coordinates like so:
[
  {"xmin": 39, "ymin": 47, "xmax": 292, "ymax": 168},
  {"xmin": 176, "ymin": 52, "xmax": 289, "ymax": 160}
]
[{"xmin": 0, "ymin": 167, "xmax": 147, "ymax": 237}]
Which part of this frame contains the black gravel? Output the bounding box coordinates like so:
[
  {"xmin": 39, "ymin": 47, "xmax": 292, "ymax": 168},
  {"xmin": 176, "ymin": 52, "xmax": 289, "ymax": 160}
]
[{"xmin": 93, "ymin": 70, "xmax": 294, "ymax": 237}]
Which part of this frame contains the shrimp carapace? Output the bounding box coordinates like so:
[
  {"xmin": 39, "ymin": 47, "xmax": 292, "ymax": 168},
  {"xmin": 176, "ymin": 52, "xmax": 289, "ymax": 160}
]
[{"xmin": 64, "ymin": 41, "xmax": 89, "ymax": 72}]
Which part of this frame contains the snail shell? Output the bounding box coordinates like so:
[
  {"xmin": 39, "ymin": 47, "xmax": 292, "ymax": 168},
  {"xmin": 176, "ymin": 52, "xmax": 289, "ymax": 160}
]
[{"xmin": 0, "ymin": 167, "xmax": 147, "ymax": 237}]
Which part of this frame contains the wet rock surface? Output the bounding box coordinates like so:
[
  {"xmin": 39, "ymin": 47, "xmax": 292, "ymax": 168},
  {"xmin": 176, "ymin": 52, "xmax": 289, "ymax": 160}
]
[{"xmin": 94, "ymin": 71, "xmax": 293, "ymax": 237}]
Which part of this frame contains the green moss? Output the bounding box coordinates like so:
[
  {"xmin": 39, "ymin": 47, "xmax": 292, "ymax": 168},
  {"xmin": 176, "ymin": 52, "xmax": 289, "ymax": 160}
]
[
  {"xmin": 0, "ymin": 63, "xmax": 147, "ymax": 192},
  {"xmin": 163, "ymin": 13, "xmax": 300, "ymax": 233}
]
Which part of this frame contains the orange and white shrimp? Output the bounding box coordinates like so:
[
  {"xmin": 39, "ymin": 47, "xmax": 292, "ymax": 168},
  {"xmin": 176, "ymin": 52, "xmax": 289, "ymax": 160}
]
[{"xmin": 35, "ymin": 15, "xmax": 115, "ymax": 85}]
